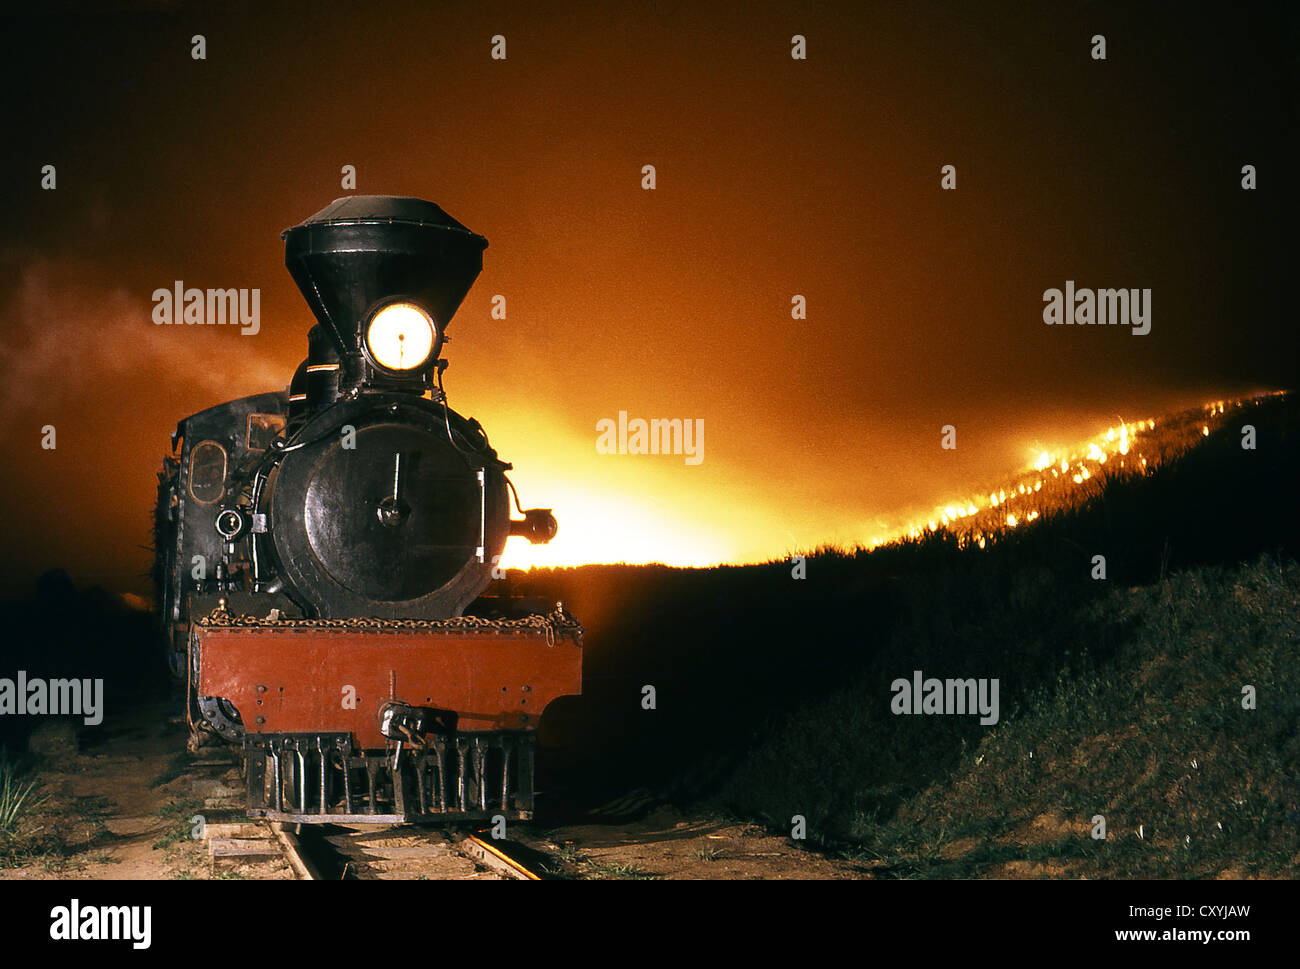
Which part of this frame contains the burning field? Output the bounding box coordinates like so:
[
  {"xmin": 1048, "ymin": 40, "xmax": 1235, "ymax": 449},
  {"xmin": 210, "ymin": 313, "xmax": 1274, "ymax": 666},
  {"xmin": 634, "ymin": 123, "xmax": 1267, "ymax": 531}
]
[{"xmin": 507, "ymin": 390, "xmax": 1300, "ymax": 877}]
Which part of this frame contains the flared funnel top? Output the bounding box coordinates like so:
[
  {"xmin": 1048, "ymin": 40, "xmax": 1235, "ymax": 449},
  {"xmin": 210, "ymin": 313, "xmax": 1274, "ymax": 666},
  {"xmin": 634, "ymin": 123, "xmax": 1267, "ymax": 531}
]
[{"xmin": 282, "ymin": 196, "xmax": 488, "ymax": 361}]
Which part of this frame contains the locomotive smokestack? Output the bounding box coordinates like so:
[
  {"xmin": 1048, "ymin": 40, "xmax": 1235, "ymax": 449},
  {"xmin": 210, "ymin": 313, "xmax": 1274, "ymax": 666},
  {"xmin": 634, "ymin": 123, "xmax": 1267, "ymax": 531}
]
[{"xmin": 281, "ymin": 196, "xmax": 488, "ymax": 387}]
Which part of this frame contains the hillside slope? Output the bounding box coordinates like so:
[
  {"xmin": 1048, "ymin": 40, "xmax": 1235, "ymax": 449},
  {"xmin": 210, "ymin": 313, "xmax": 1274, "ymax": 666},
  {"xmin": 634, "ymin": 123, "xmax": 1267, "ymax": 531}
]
[{"xmin": 719, "ymin": 555, "xmax": 1300, "ymax": 877}]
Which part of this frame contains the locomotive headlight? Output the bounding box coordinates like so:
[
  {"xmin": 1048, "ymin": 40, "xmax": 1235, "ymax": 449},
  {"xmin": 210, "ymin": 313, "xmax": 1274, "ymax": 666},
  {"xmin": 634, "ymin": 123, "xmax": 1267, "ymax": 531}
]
[{"xmin": 366, "ymin": 303, "xmax": 436, "ymax": 371}]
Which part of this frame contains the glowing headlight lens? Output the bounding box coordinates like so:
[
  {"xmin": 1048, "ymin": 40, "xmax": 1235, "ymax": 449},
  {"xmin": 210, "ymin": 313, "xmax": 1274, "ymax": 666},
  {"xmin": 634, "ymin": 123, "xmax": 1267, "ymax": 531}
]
[{"xmin": 366, "ymin": 303, "xmax": 435, "ymax": 371}]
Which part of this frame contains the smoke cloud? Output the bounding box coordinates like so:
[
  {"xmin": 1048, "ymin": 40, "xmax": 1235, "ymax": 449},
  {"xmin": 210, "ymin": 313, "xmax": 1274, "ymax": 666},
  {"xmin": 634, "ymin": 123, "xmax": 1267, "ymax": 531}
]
[{"xmin": 0, "ymin": 257, "xmax": 285, "ymax": 424}]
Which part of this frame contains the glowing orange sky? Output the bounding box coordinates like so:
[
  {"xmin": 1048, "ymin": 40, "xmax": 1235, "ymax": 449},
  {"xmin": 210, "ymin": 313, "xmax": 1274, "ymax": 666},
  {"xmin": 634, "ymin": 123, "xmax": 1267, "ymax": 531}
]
[{"xmin": 0, "ymin": 3, "xmax": 1291, "ymax": 593}]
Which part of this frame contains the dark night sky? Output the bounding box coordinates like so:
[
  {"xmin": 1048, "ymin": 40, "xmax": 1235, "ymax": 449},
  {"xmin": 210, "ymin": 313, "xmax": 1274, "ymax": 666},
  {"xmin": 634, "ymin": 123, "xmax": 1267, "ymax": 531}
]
[{"xmin": 0, "ymin": 0, "xmax": 1293, "ymax": 593}]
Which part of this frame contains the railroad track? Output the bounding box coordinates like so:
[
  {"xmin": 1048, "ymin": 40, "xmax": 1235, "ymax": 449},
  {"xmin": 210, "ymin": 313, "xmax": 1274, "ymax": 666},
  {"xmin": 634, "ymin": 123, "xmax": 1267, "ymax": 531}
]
[{"xmin": 277, "ymin": 822, "xmax": 544, "ymax": 880}]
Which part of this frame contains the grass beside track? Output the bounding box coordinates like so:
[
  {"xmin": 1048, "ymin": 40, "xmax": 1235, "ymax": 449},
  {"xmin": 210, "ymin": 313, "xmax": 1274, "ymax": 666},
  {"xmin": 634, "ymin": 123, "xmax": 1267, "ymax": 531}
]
[{"xmin": 722, "ymin": 555, "xmax": 1300, "ymax": 877}]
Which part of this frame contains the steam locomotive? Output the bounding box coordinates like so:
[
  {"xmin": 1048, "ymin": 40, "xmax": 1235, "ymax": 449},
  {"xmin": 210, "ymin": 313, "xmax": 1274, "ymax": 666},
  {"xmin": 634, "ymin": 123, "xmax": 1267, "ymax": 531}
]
[{"xmin": 154, "ymin": 197, "xmax": 582, "ymax": 823}]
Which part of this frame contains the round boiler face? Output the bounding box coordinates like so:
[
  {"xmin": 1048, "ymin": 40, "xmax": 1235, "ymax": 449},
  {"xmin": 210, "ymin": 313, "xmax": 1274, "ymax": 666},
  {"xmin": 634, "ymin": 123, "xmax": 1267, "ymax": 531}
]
[
  {"xmin": 265, "ymin": 396, "xmax": 513, "ymax": 619},
  {"xmin": 366, "ymin": 303, "xmax": 436, "ymax": 371},
  {"xmin": 301, "ymin": 423, "xmax": 479, "ymax": 601}
]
